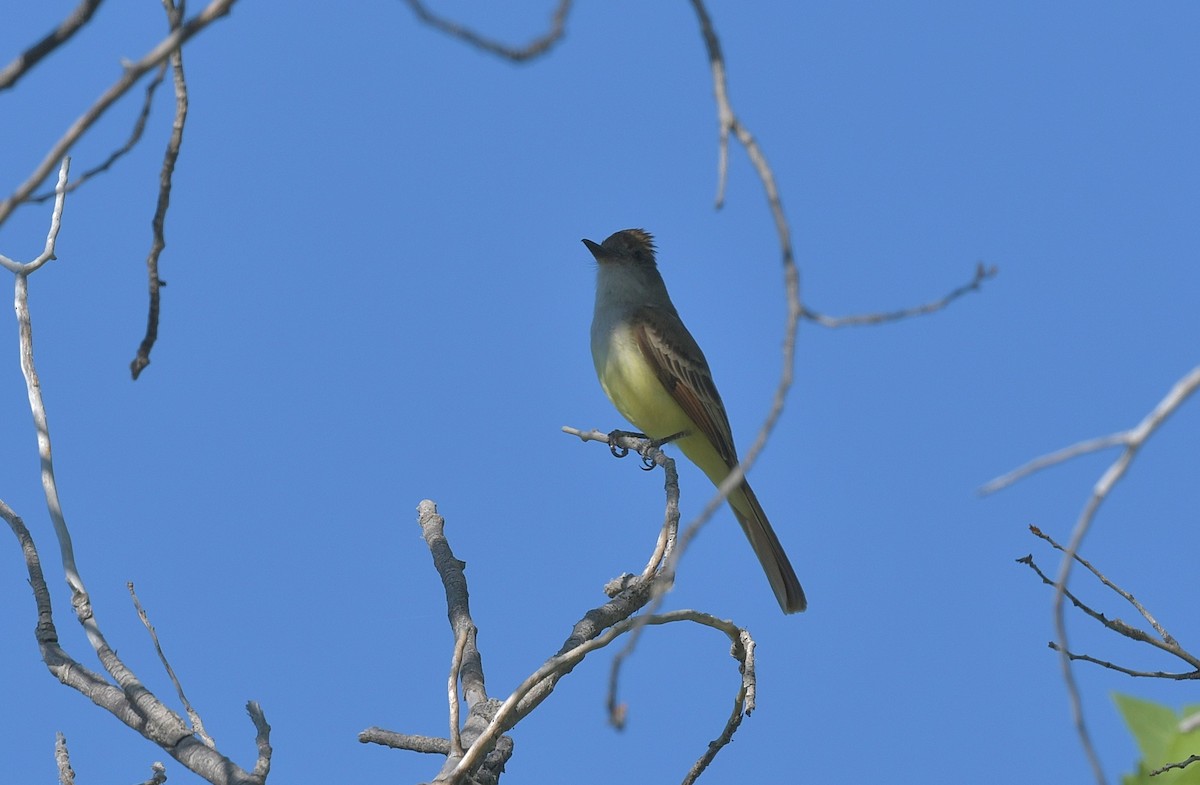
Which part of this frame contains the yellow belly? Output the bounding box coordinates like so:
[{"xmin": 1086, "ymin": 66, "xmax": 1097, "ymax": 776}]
[{"xmin": 593, "ymin": 322, "xmax": 693, "ymax": 440}]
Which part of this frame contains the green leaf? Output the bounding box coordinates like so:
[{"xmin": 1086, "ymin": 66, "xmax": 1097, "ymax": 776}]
[
  {"xmin": 1114, "ymin": 694, "xmax": 1200, "ymax": 785},
  {"xmin": 1116, "ymin": 693, "xmax": 1183, "ymax": 762}
]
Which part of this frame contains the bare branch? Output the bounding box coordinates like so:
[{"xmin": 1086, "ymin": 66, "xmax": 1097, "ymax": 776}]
[
  {"xmin": 246, "ymin": 701, "xmax": 273, "ymax": 781},
  {"xmin": 1, "ymin": 499, "xmax": 269, "ymax": 784},
  {"xmin": 985, "ymin": 365, "xmax": 1200, "ymax": 498},
  {"xmin": 14, "ymin": 265, "xmax": 90, "ymax": 605},
  {"xmin": 10, "ymin": 158, "xmax": 199, "ymax": 766},
  {"xmin": 54, "ymin": 732, "xmax": 75, "ymax": 785},
  {"xmin": 804, "ymin": 262, "xmax": 998, "ymax": 328},
  {"xmin": 0, "ymin": 0, "xmax": 104, "ymax": 90},
  {"xmin": 561, "ymin": 427, "xmax": 680, "ymax": 584},
  {"xmin": 132, "ymin": 0, "xmax": 190, "ymax": 380},
  {"xmin": 1019, "ymin": 539, "xmax": 1200, "ymax": 675},
  {"xmin": 418, "ymin": 501, "xmax": 489, "ymax": 708},
  {"xmin": 602, "ymin": 434, "xmax": 683, "ymax": 729},
  {"xmin": 444, "ymin": 609, "xmax": 756, "ymax": 785},
  {"xmin": 561, "ymin": 429, "xmax": 702, "ymax": 736},
  {"xmin": 29, "ymin": 63, "xmax": 170, "ymax": 204},
  {"xmin": 411, "ymin": 500, "xmax": 509, "ymax": 784},
  {"xmin": 403, "ymin": 0, "xmax": 572, "ymax": 62},
  {"xmin": 386, "ymin": 496, "xmax": 749, "ymax": 784},
  {"xmin": 15, "ymin": 263, "xmax": 186, "ymax": 754},
  {"xmin": 980, "ymin": 433, "xmax": 1127, "ymax": 495},
  {"xmin": 129, "ymin": 581, "xmax": 216, "ymax": 745},
  {"xmin": 1054, "ymin": 367, "xmax": 1200, "ymax": 785},
  {"xmin": 1029, "ymin": 527, "xmax": 1185, "ymax": 654},
  {"xmin": 683, "ymin": 0, "xmax": 801, "ymax": 615},
  {"xmin": 1049, "ymin": 645, "xmax": 1198, "ymax": 680},
  {"xmin": 4, "ymin": 154, "xmax": 268, "ymax": 784},
  {"xmin": 0, "ymin": 499, "xmax": 126, "ymax": 720},
  {"xmin": 0, "ymin": 0, "xmax": 239, "ymax": 229},
  {"xmin": 360, "ymin": 728, "xmax": 452, "ymax": 754},
  {"xmin": 989, "ymin": 365, "xmax": 1200, "ymax": 785},
  {"xmin": 0, "ymin": 157, "xmax": 71, "ymax": 274},
  {"xmin": 681, "ymin": 622, "xmax": 755, "ymax": 785},
  {"xmin": 1151, "ymin": 755, "xmax": 1200, "ymax": 777}
]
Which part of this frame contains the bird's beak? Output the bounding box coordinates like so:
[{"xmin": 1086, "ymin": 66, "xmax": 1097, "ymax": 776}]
[{"xmin": 581, "ymin": 238, "xmax": 604, "ymax": 259}]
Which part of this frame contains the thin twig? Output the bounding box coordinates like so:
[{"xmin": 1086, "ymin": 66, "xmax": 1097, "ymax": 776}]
[
  {"xmin": 131, "ymin": 0, "xmax": 190, "ymax": 380},
  {"xmin": 29, "ymin": 64, "xmax": 169, "ymax": 204},
  {"xmin": 1029, "ymin": 527, "xmax": 1184, "ymax": 653},
  {"xmin": 804, "ymin": 262, "xmax": 998, "ymax": 328},
  {"xmin": 1020, "ymin": 536, "xmax": 1200, "ymax": 673},
  {"xmin": 1151, "ymin": 755, "xmax": 1200, "ymax": 777},
  {"xmin": 993, "ymin": 366, "xmax": 1200, "ymax": 785},
  {"xmin": 403, "ymin": 0, "xmax": 572, "ymax": 62},
  {"xmin": 600, "ymin": 433, "xmax": 683, "ymax": 728},
  {"xmin": 979, "ymin": 433, "xmax": 1127, "ymax": 495},
  {"xmin": 11, "ymin": 161, "xmax": 86, "ymax": 604},
  {"xmin": 679, "ymin": 0, "xmax": 801, "ymax": 606},
  {"xmin": 985, "ymin": 366, "xmax": 1200, "ymax": 500},
  {"xmin": 0, "ymin": 0, "xmax": 104, "ymax": 90},
  {"xmin": 681, "ymin": 625, "xmax": 755, "ymax": 785},
  {"xmin": 1049, "ymin": 646, "xmax": 1197, "ymax": 680},
  {"xmin": 0, "ymin": 157, "xmax": 71, "ymax": 274},
  {"xmin": 1054, "ymin": 368, "xmax": 1200, "ymax": 785},
  {"xmin": 560, "ymin": 427, "xmax": 680, "ymax": 583},
  {"xmin": 1019, "ymin": 551, "xmax": 1196, "ymax": 674},
  {"xmin": 0, "ymin": 0, "xmax": 239, "ymax": 229},
  {"xmin": 560, "ymin": 428, "xmax": 688, "ymax": 729},
  {"xmin": 129, "ymin": 581, "xmax": 215, "ymax": 745}
]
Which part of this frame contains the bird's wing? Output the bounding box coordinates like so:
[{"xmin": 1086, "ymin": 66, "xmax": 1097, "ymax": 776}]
[{"xmin": 632, "ymin": 304, "xmax": 738, "ymax": 467}]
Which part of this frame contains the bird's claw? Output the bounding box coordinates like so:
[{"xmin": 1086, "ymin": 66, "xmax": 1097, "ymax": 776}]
[{"xmin": 607, "ymin": 429, "xmax": 647, "ymax": 459}]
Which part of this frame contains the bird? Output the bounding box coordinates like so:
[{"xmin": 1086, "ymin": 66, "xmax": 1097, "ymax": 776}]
[{"xmin": 584, "ymin": 228, "xmax": 806, "ymax": 613}]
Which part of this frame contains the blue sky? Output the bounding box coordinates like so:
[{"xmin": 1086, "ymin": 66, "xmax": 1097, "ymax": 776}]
[{"xmin": 2, "ymin": 2, "xmax": 1199, "ymax": 783}]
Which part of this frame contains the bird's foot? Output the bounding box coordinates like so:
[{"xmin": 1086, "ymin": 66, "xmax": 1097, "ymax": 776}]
[
  {"xmin": 606, "ymin": 429, "xmax": 647, "ymax": 459},
  {"xmin": 638, "ymin": 430, "xmax": 689, "ymax": 470}
]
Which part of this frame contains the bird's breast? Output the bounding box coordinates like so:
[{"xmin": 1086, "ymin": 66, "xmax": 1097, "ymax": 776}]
[{"xmin": 591, "ymin": 319, "xmax": 693, "ymax": 439}]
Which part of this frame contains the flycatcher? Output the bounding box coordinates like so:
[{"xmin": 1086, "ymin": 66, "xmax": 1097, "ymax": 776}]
[{"xmin": 584, "ymin": 228, "xmax": 806, "ymax": 614}]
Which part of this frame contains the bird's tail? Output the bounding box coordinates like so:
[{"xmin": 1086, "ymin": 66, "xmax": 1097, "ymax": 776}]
[{"xmin": 728, "ymin": 480, "xmax": 807, "ymax": 614}]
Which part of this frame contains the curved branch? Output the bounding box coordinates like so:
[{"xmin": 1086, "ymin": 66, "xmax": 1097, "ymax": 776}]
[
  {"xmin": 445, "ymin": 609, "xmax": 756, "ymax": 785},
  {"xmin": 990, "ymin": 365, "xmax": 1200, "ymax": 785},
  {"xmin": 0, "ymin": 157, "xmax": 70, "ymax": 274},
  {"xmin": 805, "ymin": 263, "xmax": 998, "ymax": 328},
  {"xmin": 682, "ymin": 0, "xmax": 801, "ymax": 606},
  {"xmin": 403, "ymin": 0, "xmax": 572, "ymax": 62},
  {"xmin": 386, "ymin": 486, "xmax": 694, "ymax": 784}
]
